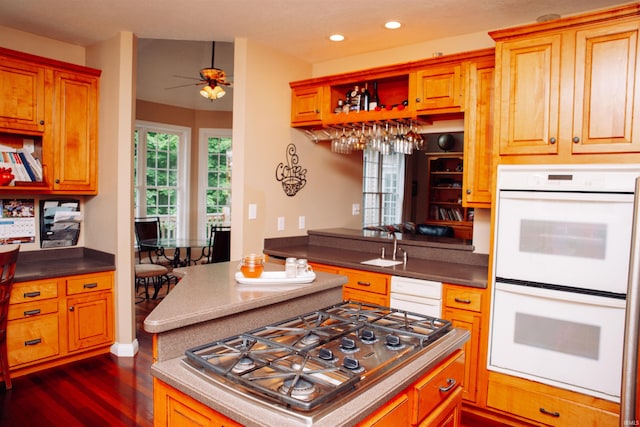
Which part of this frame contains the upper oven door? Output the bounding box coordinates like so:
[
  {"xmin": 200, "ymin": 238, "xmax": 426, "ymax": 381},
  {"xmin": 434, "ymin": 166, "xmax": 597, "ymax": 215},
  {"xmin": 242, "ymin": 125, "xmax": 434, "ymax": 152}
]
[{"xmin": 495, "ymin": 190, "xmax": 633, "ymax": 294}]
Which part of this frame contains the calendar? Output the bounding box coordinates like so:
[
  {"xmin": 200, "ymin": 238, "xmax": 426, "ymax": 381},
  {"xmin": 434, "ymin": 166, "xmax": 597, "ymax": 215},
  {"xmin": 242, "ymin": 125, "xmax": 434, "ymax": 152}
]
[{"xmin": 0, "ymin": 199, "xmax": 36, "ymax": 245}]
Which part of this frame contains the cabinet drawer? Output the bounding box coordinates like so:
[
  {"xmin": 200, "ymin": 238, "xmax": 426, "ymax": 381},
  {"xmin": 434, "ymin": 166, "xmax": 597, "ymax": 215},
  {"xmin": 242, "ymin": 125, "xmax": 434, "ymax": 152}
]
[
  {"xmin": 10, "ymin": 279, "xmax": 58, "ymax": 304},
  {"xmin": 411, "ymin": 350, "xmax": 465, "ymax": 425},
  {"xmin": 343, "ymin": 288, "xmax": 389, "ymax": 307},
  {"xmin": 487, "ymin": 377, "xmax": 618, "ymax": 426},
  {"xmin": 358, "ymin": 393, "xmax": 410, "ymax": 427},
  {"xmin": 443, "ymin": 287, "xmax": 482, "ymax": 312},
  {"xmin": 67, "ymin": 272, "xmax": 112, "ymax": 295},
  {"xmin": 7, "ymin": 313, "xmax": 60, "ymax": 367},
  {"xmin": 342, "ymin": 270, "xmax": 389, "ymax": 295},
  {"xmin": 8, "ymin": 299, "xmax": 58, "ymax": 321}
]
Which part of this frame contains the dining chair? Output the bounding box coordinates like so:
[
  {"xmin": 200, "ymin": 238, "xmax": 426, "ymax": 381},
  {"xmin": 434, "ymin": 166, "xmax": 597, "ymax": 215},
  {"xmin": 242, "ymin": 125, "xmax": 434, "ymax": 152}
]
[
  {"xmin": 201, "ymin": 225, "xmax": 231, "ymax": 264},
  {"xmin": 134, "ymin": 217, "xmax": 179, "ymax": 298},
  {"xmin": 0, "ymin": 245, "xmax": 20, "ymax": 390}
]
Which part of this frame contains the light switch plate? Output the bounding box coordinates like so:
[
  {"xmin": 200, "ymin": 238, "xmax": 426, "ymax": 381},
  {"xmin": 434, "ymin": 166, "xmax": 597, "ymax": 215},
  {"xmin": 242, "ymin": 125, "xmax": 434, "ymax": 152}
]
[
  {"xmin": 248, "ymin": 204, "xmax": 257, "ymax": 220},
  {"xmin": 298, "ymin": 216, "xmax": 305, "ymax": 229},
  {"xmin": 352, "ymin": 203, "xmax": 360, "ymax": 215},
  {"xmin": 277, "ymin": 216, "xmax": 285, "ymax": 231}
]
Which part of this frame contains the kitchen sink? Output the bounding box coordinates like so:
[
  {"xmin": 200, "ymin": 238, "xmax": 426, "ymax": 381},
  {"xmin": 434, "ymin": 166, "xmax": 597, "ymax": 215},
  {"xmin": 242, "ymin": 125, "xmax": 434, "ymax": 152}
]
[{"xmin": 360, "ymin": 258, "xmax": 403, "ymax": 267}]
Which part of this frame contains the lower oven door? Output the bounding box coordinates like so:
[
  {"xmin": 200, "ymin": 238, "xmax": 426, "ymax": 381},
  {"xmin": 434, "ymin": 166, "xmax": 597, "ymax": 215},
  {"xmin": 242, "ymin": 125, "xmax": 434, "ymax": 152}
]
[{"xmin": 489, "ymin": 281, "xmax": 626, "ymax": 401}]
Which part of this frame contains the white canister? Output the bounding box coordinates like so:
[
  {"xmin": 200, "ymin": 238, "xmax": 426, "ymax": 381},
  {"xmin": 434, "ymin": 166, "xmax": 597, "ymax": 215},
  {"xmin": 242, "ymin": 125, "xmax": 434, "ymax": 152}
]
[
  {"xmin": 285, "ymin": 257, "xmax": 297, "ymax": 278},
  {"xmin": 296, "ymin": 258, "xmax": 311, "ymax": 276}
]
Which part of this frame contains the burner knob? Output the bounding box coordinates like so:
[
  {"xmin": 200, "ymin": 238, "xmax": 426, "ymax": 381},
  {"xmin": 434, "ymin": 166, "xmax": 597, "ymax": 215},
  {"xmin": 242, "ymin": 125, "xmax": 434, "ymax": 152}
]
[
  {"xmin": 343, "ymin": 356, "xmax": 360, "ymax": 370},
  {"xmin": 341, "ymin": 336, "xmax": 357, "ymax": 350},
  {"xmin": 319, "ymin": 348, "xmax": 334, "ymax": 361},
  {"xmin": 386, "ymin": 334, "xmax": 401, "ymax": 347},
  {"xmin": 361, "ymin": 329, "xmax": 376, "ymax": 341}
]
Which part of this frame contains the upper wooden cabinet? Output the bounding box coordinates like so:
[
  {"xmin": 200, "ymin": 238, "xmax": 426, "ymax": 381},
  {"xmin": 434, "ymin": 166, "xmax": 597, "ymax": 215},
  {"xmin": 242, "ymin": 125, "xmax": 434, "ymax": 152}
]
[
  {"xmin": 289, "ymin": 48, "xmax": 494, "ymax": 129},
  {"xmin": 0, "ymin": 57, "xmax": 46, "ymax": 133},
  {"xmin": 491, "ymin": 4, "xmax": 640, "ymax": 162},
  {"xmin": 415, "ymin": 63, "xmax": 463, "ymax": 113},
  {"xmin": 0, "ymin": 47, "xmax": 100, "ymax": 195},
  {"xmin": 463, "ymin": 58, "xmax": 494, "ymax": 207}
]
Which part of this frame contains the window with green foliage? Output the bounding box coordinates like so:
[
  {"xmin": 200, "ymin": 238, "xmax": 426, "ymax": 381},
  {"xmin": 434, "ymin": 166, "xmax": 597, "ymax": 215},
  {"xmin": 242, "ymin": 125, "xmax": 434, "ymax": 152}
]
[
  {"xmin": 362, "ymin": 149, "xmax": 405, "ymax": 227},
  {"xmin": 198, "ymin": 129, "xmax": 232, "ymax": 238},
  {"xmin": 134, "ymin": 122, "xmax": 189, "ymax": 239}
]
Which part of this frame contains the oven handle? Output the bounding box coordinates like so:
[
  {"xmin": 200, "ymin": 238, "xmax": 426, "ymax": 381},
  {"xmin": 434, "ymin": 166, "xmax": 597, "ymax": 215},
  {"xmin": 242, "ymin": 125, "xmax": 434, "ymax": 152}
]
[{"xmin": 494, "ymin": 281, "xmax": 626, "ymax": 309}]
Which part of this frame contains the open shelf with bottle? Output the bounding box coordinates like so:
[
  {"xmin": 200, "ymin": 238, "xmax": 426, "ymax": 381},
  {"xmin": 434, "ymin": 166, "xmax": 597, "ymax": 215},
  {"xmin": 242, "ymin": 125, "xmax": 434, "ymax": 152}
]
[{"xmin": 425, "ymin": 153, "xmax": 473, "ymax": 239}]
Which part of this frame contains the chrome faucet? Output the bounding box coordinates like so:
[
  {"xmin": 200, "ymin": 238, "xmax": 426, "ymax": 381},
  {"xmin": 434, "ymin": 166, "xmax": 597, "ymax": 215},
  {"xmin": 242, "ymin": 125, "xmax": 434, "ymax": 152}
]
[{"xmin": 389, "ymin": 231, "xmax": 399, "ymax": 260}]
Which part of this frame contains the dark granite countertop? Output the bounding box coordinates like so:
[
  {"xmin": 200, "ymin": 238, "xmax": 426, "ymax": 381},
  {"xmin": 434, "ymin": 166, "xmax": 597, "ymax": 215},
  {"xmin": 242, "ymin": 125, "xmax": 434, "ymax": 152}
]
[
  {"xmin": 264, "ymin": 228, "xmax": 489, "ymax": 288},
  {"xmin": 14, "ymin": 247, "xmax": 115, "ymax": 282}
]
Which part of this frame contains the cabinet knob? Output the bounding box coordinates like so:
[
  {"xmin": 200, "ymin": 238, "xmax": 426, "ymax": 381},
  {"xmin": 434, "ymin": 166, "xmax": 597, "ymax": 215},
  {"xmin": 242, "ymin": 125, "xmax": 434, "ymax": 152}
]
[
  {"xmin": 466, "ymin": 189, "xmax": 471, "ymax": 195},
  {"xmin": 549, "ymin": 137, "xmax": 556, "ymax": 144},
  {"xmin": 69, "ymin": 306, "xmax": 74, "ymax": 312},
  {"xmin": 39, "ymin": 120, "xmax": 45, "ymax": 125},
  {"xmin": 573, "ymin": 136, "xmax": 580, "ymax": 143},
  {"xmin": 415, "ymin": 98, "xmax": 421, "ymax": 102},
  {"xmin": 55, "ymin": 178, "xmax": 60, "ymax": 184}
]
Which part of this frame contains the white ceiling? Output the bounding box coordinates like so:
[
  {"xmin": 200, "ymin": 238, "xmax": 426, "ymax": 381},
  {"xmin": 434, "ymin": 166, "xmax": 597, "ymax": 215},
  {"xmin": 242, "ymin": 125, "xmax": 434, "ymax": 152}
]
[{"xmin": 1, "ymin": 0, "xmax": 633, "ymax": 111}]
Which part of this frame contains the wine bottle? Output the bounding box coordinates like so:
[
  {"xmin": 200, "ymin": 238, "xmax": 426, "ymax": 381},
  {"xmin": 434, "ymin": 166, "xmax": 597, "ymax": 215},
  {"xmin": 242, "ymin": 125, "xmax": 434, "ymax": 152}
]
[
  {"xmin": 369, "ymin": 81, "xmax": 379, "ymax": 111},
  {"xmin": 350, "ymin": 85, "xmax": 360, "ymax": 111},
  {"xmin": 360, "ymin": 83, "xmax": 370, "ymax": 112}
]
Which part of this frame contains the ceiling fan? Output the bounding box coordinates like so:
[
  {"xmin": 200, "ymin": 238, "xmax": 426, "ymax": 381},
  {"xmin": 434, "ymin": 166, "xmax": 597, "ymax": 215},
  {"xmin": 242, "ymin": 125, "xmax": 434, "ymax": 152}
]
[{"xmin": 166, "ymin": 41, "xmax": 232, "ymax": 100}]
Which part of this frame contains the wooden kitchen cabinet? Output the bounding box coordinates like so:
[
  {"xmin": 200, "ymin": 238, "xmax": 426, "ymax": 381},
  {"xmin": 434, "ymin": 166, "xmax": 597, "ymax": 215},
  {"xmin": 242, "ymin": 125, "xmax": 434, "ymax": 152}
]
[
  {"xmin": 442, "ymin": 284, "xmax": 483, "ymax": 404},
  {"xmin": 486, "ymin": 371, "xmax": 619, "ymax": 427},
  {"xmin": 462, "ymin": 58, "xmax": 494, "ymax": 208},
  {"xmin": 0, "ymin": 55, "xmax": 46, "ymax": 133},
  {"xmin": 339, "ymin": 266, "xmax": 390, "ymax": 307},
  {"xmin": 2, "ymin": 271, "xmax": 114, "ymax": 382},
  {"xmin": 358, "ymin": 393, "xmax": 411, "ymax": 427},
  {"xmin": 491, "ymin": 5, "xmax": 640, "ymax": 162},
  {"xmin": 291, "ymin": 85, "xmax": 324, "ymax": 126},
  {"xmin": 414, "ymin": 63, "xmax": 463, "ymax": 113},
  {"xmin": 0, "ymin": 47, "xmax": 100, "ymax": 194},
  {"xmin": 52, "ymin": 70, "xmax": 99, "ymax": 193}
]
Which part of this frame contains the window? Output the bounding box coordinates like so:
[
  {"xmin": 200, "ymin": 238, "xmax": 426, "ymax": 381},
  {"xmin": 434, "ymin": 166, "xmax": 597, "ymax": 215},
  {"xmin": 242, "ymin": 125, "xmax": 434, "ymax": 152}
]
[
  {"xmin": 197, "ymin": 128, "xmax": 232, "ymax": 239},
  {"xmin": 362, "ymin": 149, "xmax": 405, "ymax": 227},
  {"xmin": 134, "ymin": 121, "xmax": 190, "ymax": 239}
]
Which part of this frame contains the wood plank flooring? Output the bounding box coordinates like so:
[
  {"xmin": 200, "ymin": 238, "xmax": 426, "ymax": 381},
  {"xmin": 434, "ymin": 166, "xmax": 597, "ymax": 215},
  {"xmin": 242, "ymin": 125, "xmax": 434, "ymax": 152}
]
[{"xmin": 0, "ymin": 298, "xmax": 159, "ymax": 427}]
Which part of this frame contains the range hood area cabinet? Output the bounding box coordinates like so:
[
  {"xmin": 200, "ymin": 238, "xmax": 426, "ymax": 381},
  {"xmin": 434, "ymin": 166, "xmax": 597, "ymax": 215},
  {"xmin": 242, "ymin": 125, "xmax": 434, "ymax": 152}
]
[
  {"xmin": 490, "ymin": 3, "xmax": 640, "ymax": 164},
  {"xmin": 0, "ymin": 47, "xmax": 100, "ymax": 195},
  {"xmin": 289, "ymin": 48, "xmax": 494, "ymax": 129}
]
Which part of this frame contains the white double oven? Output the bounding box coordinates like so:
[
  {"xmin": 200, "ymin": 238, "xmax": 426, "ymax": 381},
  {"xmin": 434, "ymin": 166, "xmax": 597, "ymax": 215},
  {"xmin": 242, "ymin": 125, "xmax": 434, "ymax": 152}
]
[{"xmin": 488, "ymin": 164, "xmax": 640, "ymax": 402}]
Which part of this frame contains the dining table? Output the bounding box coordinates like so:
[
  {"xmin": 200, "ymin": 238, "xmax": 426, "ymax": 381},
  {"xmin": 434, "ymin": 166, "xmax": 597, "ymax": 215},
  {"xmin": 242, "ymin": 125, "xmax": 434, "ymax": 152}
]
[{"xmin": 140, "ymin": 237, "xmax": 210, "ymax": 268}]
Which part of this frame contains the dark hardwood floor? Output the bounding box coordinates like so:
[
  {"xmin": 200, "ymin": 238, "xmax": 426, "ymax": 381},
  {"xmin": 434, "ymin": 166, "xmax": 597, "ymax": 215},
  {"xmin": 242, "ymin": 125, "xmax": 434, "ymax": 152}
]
[{"xmin": 0, "ymin": 296, "xmax": 160, "ymax": 426}]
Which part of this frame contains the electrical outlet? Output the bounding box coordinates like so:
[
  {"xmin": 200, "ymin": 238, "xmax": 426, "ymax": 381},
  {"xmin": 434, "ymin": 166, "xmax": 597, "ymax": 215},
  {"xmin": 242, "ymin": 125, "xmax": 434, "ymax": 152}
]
[
  {"xmin": 352, "ymin": 203, "xmax": 360, "ymax": 215},
  {"xmin": 248, "ymin": 204, "xmax": 257, "ymax": 220},
  {"xmin": 277, "ymin": 216, "xmax": 285, "ymax": 231},
  {"xmin": 298, "ymin": 216, "xmax": 305, "ymax": 229}
]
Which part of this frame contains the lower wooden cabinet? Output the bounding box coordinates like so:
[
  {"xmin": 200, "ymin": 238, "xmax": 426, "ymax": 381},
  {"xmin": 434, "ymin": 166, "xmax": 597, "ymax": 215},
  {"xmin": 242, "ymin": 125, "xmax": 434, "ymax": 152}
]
[
  {"xmin": 153, "ymin": 350, "xmax": 465, "ymax": 427},
  {"xmin": 5, "ymin": 270, "xmax": 114, "ymax": 379},
  {"xmin": 310, "ymin": 262, "xmax": 391, "ymax": 306}
]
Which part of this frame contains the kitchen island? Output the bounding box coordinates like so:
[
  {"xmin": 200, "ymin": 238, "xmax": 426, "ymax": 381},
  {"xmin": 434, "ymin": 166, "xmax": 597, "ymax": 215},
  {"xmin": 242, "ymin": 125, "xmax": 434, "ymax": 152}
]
[{"xmin": 145, "ymin": 261, "xmax": 470, "ymax": 426}]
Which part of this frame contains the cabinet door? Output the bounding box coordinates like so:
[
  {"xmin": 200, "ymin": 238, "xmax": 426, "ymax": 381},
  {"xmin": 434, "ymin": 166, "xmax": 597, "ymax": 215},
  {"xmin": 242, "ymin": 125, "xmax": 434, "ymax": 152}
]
[
  {"xmin": 415, "ymin": 64, "xmax": 463, "ymax": 112},
  {"xmin": 291, "ymin": 86, "xmax": 323, "ymax": 125},
  {"xmin": 358, "ymin": 393, "xmax": 410, "ymax": 427},
  {"xmin": 443, "ymin": 308, "xmax": 480, "ymax": 403},
  {"xmin": 463, "ymin": 60, "xmax": 494, "ymax": 207},
  {"xmin": 572, "ymin": 21, "xmax": 640, "ymax": 154},
  {"xmin": 0, "ymin": 58, "xmax": 46, "ymax": 132},
  {"xmin": 66, "ymin": 291, "xmax": 113, "ymax": 352},
  {"xmin": 52, "ymin": 70, "xmax": 98, "ymax": 193},
  {"xmin": 7, "ymin": 313, "xmax": 60, "ymax": 367},
  {"xmin": 497, "ymin": 34, "xmax": 561, "ymax": 155}
]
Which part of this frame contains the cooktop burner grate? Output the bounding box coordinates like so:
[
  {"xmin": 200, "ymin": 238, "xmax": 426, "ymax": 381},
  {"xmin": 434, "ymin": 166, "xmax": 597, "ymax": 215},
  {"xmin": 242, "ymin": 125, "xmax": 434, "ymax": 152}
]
[{"xmin": 185, "ymin": 301, "xmax": 452, "ymax": 412}]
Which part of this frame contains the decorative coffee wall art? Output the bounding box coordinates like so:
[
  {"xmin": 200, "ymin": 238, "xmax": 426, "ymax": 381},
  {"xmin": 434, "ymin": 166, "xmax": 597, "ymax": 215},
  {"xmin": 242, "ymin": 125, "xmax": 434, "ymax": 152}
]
[{"xmin": 275, "ymin": 143, "xmax": 307, "ymax": 197}]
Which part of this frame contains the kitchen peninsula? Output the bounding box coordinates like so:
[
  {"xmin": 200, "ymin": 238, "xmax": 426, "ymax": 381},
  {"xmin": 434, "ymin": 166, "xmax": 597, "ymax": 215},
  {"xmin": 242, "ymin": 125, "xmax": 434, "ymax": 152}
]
[{"xmin": 144, "ymin": 261, "xmax": 469, "ymax": 426}]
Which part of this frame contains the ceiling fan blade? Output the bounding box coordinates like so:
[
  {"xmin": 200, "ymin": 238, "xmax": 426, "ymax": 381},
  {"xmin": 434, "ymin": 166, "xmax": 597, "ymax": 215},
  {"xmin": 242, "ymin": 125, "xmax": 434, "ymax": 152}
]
[
  {"xmin": 164, "ymin": 81, "xmax": 206, "ymax": 90},
  {"xmin": 172, "ymin": 74, "xmax": 203, "ymax": 81}
]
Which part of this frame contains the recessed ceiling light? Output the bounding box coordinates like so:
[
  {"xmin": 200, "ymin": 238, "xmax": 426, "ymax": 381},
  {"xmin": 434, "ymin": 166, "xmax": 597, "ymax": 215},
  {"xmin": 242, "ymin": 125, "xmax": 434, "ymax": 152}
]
[
  {"xmin": 385, "ymin": 21, "xmax": 401, "ymax": 30},
  {"xmin": 536, "ymin": 13, "xmax": 560, "ymax": 22},
  {"xmin": 329, "ymin": 34, "xmax": 345, "ymax": 42}
]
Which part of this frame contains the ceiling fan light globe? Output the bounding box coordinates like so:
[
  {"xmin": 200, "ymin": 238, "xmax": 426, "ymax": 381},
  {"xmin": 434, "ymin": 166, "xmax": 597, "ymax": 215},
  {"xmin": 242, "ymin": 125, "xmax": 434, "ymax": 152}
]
[{"xmin": 212, "ymin": 85, "xmax": 226, "ymax": 99}]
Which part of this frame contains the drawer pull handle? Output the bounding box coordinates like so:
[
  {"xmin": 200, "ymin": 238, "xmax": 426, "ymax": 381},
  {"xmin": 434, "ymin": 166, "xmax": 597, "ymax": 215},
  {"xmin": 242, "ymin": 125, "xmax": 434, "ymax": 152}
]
[
  {"xmin": 24, "ymin": 338, "xmax": 42, "ymax": 346},
  {"xmin": 539, "ymin": 408, "xmax": 560, "ymax": 418},
  {"xmin": 24, "ymin": 291, "xmax": 41, "ymax": 298},
  {"xmin": 439, "ymin": 378, "xmax": 456, "ymax": 393},
  {"xmin": 454, "ymin": 297, "xmax": 471, "ymax": 304},
  {"xmin": 83, "ymin": 283, "xmax": 98, "ymax": 289},
  {"xmin": 356, "ymin": 281, "xmax": 371, "ymax": 287},
  {"xmin": 23, "ymin": 309, "xmax": 41, "ymax": 316}
]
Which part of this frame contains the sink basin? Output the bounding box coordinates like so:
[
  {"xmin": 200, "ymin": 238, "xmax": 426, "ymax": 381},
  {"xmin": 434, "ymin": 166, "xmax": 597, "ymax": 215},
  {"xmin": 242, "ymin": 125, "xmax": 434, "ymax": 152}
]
[{"xmin": 360, "ymin": 258, "xmax": 403, "ymax": 267}]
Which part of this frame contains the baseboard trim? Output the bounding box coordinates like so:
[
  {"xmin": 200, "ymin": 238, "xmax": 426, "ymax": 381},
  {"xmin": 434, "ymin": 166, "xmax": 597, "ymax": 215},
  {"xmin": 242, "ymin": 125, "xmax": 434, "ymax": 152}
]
[{"xmin": 110, "ymin": 339, "xmax": 140, "ymax": 357}]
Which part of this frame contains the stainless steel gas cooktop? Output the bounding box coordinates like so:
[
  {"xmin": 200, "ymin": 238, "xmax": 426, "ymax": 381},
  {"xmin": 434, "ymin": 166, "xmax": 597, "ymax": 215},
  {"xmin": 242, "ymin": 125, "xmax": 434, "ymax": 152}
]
[{"xmin": 184, "ymin": 301, "xmax": 452, "ymax": 413}]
